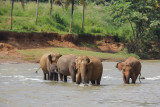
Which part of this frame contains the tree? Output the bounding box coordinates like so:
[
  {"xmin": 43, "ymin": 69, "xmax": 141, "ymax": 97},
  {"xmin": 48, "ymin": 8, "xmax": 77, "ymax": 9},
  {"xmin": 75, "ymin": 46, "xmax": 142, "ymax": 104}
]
[
  {"xmin": 50, "ymin": 0, "xmax": 53, "ymax": 19},
  {"xmin": 80, "ymin": 0, "xmax": 87, "ymax": 32},
  {"xmin": 64, "ymin": 0, "xmax": 86, "ymax": 33},
  {"xmin": 35, "ymin": 0, "xmax": 39, "ymax": 24},
  {"xmin": 109, "ymin": 0, "xmax": 160, "ymax": 55},
  {"xmin": 11, "ymin": 0, "xmax": 14, "ymax": 30},
  {"xmin": 10, "ymin": 0, "xmax": 24, "ymax": 30}
]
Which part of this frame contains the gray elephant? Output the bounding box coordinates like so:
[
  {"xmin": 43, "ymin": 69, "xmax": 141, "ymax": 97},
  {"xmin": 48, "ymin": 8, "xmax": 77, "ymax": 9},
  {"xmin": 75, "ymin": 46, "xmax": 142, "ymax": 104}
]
[
  {"xmin": 76, "ymin": 56, "xmax": 103, "ymax": 85},
  {"xmin": 40, "ymin": 53, "xmax": 62, "ymax": 80},
  {"xmin": 57, "ymin": 54, "xmax": 77, "ymax": 82}
]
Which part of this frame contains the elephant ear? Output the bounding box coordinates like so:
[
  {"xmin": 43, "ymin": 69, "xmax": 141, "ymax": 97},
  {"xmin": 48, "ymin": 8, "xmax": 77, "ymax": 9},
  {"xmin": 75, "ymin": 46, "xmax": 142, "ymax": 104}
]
[
  {"xmin": 71, "ymin": 62, "xmax": 76, "ymax": 70},
  {"xmin": 48, "ymin": 54, "xmax": 53, "ymax": 64},
  {"xmin": 75, "ymin": 57, "xmax": 81, "ymax": 70},
  {"xmin": 87, "ymin": 57, "xmax": 93, "ymax": 70},
  {"xmin": 116, "ymin": 62, "xmax": 124, "ymax": 72},
  {"xmin": 75, "ymin": 57, "xmax": 79, "ymax": 70},
  {"xmin": 86, "ymin": 57, "xmax": 90, "ymax": 63}
]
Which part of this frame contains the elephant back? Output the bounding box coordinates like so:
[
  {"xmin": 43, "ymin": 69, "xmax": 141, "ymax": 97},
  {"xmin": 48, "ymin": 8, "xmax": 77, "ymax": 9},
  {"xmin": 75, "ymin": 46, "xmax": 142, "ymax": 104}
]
[
  {"xmin": 125, "ymin": 56, "xmax": 141, "ymax": 76},
  {"xmin": 57, "ymin": 54, "xmax": 76, "ymax": 75}
]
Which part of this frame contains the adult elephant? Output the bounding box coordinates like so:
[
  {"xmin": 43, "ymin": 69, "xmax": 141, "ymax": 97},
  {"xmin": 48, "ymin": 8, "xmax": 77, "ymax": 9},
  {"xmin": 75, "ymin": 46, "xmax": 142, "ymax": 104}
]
[
  {"xmin": 116, "ymin": 56, "xmax": 141, "ymax": 84},
  {"xmin": 57, "ymin": 54, "xmax": 77, "ymax": 82},
  {"xmin": 76, "ymin": 56, "xmax": 103, "ymax": 85},
  {"xmin": 40, "ymin": 53, "xmax": 62, "ymax": 80}
]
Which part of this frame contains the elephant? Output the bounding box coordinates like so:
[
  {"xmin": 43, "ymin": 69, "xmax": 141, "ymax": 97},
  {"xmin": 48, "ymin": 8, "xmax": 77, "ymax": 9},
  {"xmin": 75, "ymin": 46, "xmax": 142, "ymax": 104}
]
[
  {"xmin": 40, "ymin": 53, "xmax": 62, "ymax": 80},
  {"xmin": 75, "ymin": 56, "xmax": 103, "ymax": 85},
  {"xmin": 57, "ymin": 54, "xmax": 77, "ymax": 82},
  {"xmin": 49, "ymin": 63, "xmax": 59, "ymax": 81},
  {"xmin": 116, "ymin": 56, "xmax": 141, "ymax": 84}
]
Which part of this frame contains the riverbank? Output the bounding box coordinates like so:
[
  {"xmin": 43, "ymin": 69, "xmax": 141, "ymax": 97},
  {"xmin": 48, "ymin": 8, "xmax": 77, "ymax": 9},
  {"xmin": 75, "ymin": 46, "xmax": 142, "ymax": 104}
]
[{"xmin": 0, "ymin": 31, "xmax": 139, "ymax": 63}]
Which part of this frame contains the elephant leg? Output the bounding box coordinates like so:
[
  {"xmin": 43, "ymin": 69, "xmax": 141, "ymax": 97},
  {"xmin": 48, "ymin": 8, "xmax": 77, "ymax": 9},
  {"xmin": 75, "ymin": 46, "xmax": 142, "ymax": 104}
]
[
  {"xmin": 71, "ymin": 73, "xmax": 76, "ymax": 82},
  {"xmin": 53, "ymin": 73, "xmax": 55, "ymax": 81},
  {"xmin": 54, "ymin": 73, "xmax": 58, "ymax": 81},
  {"xmin": 52, "ymin": 72, "xmax": 55, "ymax": 81},
  {"xmin": 51, "ymin": 73, "xmax": 54, "ymax": 80},
  {"xmin": 43, "ymin": 73, "xmax": 46, "ymax": 80},
  {"xmin": 60, "ymin": 73, "xmax": 63, "ymax": 81},
  {"xmin": 49, "ymin": 72, "xmax": 52, "ymax": 80},
  {"xmin": 48, "ymin": 74, "xmax": 50, "ymax": 80},
  {"xmin": 123, "ymin": 73, "xmax": 127, "ymax": 84},
  {"xmin": 56, "ymin": 73, "xmax": 59, "ymax": 81},
  {"xmin": 97, "ymin": 80, "xmax": 101, "ymax": 85},
  {"xmin": 64, "ymin": 75, "xmax": 67, "ymax": 82},
  {"xmin": 131, "ymin": 73, "xmax": 136, "ymax": 84},
  {"xmin": 91, "ymin": 80, "xmax": 95, "ymax": 84},
  {"xmin": 71, "ymin": 76, "xmax": 76, "ymax": 82},
  {"xmin": 96, "ymin": 73, "xmax": 102, "ymax": 85}
]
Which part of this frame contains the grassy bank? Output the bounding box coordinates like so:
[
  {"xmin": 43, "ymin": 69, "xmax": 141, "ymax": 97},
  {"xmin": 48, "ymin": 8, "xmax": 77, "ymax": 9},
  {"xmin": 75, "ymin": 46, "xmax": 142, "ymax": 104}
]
[
  {"xmin": 17, "ymin": 47, "xmax": 139, "ymax": 62},
  {"xmin": 0, "ymin": 1, "xmax": 132, "ymax": 38}
]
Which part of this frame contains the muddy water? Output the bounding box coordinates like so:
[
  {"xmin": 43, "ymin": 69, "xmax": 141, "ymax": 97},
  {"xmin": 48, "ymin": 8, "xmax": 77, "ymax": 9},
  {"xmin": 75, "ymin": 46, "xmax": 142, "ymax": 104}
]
[{"xmin": 0, "ymin": 62, "xmax": 160, "ymax": 107}]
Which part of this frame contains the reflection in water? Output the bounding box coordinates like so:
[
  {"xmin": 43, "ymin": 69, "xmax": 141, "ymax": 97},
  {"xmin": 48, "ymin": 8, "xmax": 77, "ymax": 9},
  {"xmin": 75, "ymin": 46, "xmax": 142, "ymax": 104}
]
[{"xmin": 0, "ymin": 62, "xmax": 160, "ymax": 107}]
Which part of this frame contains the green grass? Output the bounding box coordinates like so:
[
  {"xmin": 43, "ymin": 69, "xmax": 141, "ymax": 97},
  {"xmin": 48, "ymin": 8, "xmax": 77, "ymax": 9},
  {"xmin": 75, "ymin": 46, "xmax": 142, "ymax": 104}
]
[
  {"xmin": 0, "ymin": 1, "xmax": 132, "ymax": 38},
  {"xmin": 17, "ymin": 47, "xmax": 139, "ymax": 62}
]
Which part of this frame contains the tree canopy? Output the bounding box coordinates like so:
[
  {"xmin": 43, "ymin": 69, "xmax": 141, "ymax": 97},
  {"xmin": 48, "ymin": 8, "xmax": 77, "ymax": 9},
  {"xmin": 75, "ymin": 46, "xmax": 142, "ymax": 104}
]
[{"xmin": 108, "ymin": 0, "xmax": 160, "ymax": 58}]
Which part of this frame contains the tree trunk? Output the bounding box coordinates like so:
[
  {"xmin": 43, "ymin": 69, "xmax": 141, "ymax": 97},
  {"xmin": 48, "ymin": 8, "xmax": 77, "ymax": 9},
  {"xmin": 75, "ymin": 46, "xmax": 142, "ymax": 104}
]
[
  {"xmin": 69, "ymin": 0, "xmax": 74, "ymax": 33},
  {"xmin": 82, "ymin": 5, "xmax": 85, "ymax": 32},
  {"xmin": 21, "ymin": 0, "xmax": 25, "ymax": 10},
  {"xmin": 50, "ymin": 0, "xmax": 52, "ymax": 19},
  {"xmin": 35, "ymin": 0, "xmax": 39, "ymax": 24},
  {"xmin": 11, "ymin": 0, "xmax": 14, "ymax": 30}
]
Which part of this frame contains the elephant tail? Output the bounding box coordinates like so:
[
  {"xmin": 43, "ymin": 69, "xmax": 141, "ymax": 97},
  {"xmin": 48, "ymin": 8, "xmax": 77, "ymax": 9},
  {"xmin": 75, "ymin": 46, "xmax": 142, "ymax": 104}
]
[
  {"xmin": 35, "ymin": 67, "xmax": 41, "ymax": 73},
  {"xmin": 139, "ymin": 73, "xmax": 141, "ymax": 83}
]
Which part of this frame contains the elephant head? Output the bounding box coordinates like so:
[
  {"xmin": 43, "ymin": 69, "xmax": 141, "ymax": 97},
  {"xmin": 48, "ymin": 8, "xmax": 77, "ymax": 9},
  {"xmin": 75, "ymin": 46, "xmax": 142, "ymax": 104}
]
[
  {"xmin": 116, "ymin": 61, "xmax": 133, "ymax": 84},
  {"xmin": 122, "ymin": 62, "xmax": 135, "ymax": 84},
  {"xmin": 76, "ymin": 56, "xmax": 92, "ymax": 84},
  {"xmin": 50, "ymin": 63, "xmax": 58, "ymax": 74},
  {"xmin": 48, "ymin": 53, "xmax": 62, "ymax": 64},
  {"xmin": 116, "ymin": 62, "xmax": 124, "ymax": 71},
  {"xmin": 49, "ymin": 63, "xmax": 59, "ymax": 81}
]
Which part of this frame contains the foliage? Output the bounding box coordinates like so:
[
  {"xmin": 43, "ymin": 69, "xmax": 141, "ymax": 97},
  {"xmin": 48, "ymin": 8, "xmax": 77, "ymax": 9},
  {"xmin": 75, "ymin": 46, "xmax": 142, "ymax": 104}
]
[
  {"xmin": 0, "ymin": 1, "xmax": 160, "ymax": 59},
  {"xmin": 0, "ymin": 1, "xmax": 117, "ymax": 35},
  {"xmin": 108, "ymin": 0, "xmax": 160, "ymax": 57}
]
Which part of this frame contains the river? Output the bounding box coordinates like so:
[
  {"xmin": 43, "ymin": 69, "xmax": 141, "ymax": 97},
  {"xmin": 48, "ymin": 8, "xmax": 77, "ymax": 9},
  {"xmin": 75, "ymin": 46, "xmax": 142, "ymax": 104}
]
[{"xmin": 0, "ymin": 62, "xmax": 160, "ymax": 107}]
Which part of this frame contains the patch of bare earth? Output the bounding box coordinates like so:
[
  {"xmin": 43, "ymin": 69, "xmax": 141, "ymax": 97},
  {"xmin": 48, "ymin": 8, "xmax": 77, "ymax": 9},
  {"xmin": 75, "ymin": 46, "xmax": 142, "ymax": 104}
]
[
  {"xmin": 0, "ymin": 43, "xmax": 26, "ymax": 63},
  {"xmin": 48, "ymin": 40, "xmax": 97, "ymax": 51}
]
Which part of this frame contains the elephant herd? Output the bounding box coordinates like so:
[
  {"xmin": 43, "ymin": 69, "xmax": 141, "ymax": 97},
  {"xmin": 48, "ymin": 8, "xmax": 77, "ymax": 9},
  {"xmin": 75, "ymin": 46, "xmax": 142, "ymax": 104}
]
[{"xmin": 37, "ymin": 53, "xmax": 142, "ymax": 85}]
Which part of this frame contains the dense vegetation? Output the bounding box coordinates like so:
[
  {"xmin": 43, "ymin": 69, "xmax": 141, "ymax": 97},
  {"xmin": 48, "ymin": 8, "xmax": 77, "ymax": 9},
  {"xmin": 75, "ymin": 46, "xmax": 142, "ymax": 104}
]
[{"xmin": 0, "ymin": 0, "xmax": 159, "ymax": 59}]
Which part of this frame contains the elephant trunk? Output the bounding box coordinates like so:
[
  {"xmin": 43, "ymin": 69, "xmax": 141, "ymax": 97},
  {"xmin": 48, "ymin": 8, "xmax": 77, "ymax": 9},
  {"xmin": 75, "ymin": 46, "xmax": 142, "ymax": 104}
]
[{"xmin": 80, "ymin": 66, "xmax": 89, "ymax": 84}]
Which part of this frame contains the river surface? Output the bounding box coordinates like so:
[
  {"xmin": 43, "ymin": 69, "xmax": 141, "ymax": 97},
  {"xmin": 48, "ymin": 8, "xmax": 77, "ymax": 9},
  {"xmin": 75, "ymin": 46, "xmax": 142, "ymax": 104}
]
[{"xmin": 0, "ymin": 62, "xmax": 160, "ymax": 107}]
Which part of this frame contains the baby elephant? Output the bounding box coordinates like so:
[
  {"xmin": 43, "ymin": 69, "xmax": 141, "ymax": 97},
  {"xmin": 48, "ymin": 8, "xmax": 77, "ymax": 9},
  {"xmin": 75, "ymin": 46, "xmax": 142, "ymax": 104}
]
[{"xmin": 49, "ymin": 63, "xmax": 59, "ymax": 81}]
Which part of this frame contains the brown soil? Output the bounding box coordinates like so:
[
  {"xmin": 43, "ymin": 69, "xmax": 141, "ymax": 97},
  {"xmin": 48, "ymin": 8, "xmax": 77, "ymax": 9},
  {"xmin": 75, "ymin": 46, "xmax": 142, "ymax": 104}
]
[
  {"xmin": 0, "ymin": 31, "xmax": 123, "ymax": 63},
  {"xmin": 0, "ymin": 43, "xmax": 27, "ymax": 63}
]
